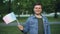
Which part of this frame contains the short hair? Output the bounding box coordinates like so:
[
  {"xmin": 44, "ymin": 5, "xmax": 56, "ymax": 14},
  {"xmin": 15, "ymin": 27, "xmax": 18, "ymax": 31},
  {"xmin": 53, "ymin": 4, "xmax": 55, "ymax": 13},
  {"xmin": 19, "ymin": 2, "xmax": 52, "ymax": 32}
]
[
  {"xmin": 32, "ymin": 2, "xmax": 43, "ymax": 14},
  {"xmin": 33, "ymin": 2, "xmax": 42, "ymax": 8}
]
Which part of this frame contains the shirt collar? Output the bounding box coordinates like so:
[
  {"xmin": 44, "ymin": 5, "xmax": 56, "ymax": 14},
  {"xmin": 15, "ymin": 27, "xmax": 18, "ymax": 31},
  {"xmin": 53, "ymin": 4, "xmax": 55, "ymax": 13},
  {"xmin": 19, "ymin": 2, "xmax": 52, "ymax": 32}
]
[{"xmin": 32, "ymin": 14, "xmax": 44, "ymax": 19}]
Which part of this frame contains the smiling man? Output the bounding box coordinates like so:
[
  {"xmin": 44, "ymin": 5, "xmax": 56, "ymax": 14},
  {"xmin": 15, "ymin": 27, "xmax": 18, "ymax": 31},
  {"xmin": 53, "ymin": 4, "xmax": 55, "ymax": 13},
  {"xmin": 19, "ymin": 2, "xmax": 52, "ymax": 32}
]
[{"xmin": 18, "ymin": 2, "xmax": 51, "ymax": 34}]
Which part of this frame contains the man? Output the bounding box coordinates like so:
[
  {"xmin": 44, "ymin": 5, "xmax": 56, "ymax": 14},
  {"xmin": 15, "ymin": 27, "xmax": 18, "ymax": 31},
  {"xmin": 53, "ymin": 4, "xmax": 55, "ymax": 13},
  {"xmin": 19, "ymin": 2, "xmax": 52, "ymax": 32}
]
[{"xmin": 18, "ymin": 2, "xmax": 51, "ymax": 34}]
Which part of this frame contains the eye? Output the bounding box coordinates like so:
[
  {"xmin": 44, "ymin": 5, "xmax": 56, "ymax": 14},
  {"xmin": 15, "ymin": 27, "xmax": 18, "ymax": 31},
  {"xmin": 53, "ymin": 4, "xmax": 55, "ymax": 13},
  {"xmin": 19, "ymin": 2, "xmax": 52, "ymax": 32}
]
[
  {"xmin": 35, "ymin": 7, "xmax": 41, "ymax": 9},
  {"xmin": 35, "ymin": 7, "xmax": 38, "ymax": 9}
]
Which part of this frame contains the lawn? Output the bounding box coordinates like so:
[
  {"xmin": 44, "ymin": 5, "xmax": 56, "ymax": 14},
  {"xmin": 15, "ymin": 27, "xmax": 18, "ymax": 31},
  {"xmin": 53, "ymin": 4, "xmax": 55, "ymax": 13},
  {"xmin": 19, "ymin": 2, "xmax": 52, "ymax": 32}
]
[
  {"xmin": 17, "ymin": 17, "xmax": 60, "ymax": 22},
  {"xmin": 51, "ymin": 24, "xmax": 60, "ymax": 34},
  {"xmin": 0, "ymin": 26, "xmax": 23, "ymax": 34},
  {"xmin": 47, "ymin": 17, "xmax": 60, "ymax": 22},
  {"xmin": 0, "ymin": 24, "xmax": 60, "ymax": 34},
  {"xmin": 0, "ymin": 17, "xmax": 60, "ymax": 23},
  {"xmin": 0, "ymin": 17, "xmax": 60, "ymax": 34}
]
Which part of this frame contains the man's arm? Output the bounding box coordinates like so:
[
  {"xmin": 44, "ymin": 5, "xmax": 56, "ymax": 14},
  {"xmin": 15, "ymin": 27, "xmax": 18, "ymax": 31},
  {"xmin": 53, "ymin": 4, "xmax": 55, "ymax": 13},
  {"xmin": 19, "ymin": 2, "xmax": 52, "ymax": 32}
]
[
  {"xmin": 45, "ymin": 17, "xmax": 51, "ymax": 34},
  {"xmin": 17, "ymin": 17, "xmax": 30, "ymax": 34}
]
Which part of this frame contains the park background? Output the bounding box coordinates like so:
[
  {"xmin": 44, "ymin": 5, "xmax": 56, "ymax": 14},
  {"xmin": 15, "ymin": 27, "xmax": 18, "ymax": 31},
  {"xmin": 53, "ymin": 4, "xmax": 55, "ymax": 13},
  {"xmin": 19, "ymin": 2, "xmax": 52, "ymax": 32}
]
[{"xmin": 0, "ymin": 0, "xmax": 60, "ymax": 34}]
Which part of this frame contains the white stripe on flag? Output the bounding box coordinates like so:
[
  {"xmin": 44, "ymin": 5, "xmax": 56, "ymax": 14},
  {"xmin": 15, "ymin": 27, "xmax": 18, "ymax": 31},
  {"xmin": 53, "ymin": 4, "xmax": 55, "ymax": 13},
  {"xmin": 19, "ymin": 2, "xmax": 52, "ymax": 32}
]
[{"xmin": 3, "ymin": 12, "xmax": 16, "ymax": 24}]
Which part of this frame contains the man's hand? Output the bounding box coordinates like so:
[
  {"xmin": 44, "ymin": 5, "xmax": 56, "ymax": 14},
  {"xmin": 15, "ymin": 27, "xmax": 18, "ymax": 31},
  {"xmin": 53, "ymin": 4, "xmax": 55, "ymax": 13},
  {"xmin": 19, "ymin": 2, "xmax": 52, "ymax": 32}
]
[{"xmin": 18, "ymin": 25, "xmax": 24, "ymax": 30}]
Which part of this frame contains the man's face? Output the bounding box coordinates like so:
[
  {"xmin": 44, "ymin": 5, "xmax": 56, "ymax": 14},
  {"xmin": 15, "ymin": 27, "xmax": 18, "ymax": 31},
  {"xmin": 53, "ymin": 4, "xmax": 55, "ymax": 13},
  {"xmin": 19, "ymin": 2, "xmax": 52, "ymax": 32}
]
[{"xmin": 34, "ymin": 5, "xmax": 42, "ymax": 15}]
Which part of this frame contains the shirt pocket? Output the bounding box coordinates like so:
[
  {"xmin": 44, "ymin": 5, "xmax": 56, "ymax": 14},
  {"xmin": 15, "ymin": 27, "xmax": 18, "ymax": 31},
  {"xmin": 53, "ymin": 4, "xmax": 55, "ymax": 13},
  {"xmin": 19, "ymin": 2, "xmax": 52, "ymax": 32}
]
[
  {"xmin": 30, "ymin": 21, "xmax": 38, "ymax": 30},
  {"xmin": 29, "ymin": 20, "xmax": 36, "ymax": 25}
]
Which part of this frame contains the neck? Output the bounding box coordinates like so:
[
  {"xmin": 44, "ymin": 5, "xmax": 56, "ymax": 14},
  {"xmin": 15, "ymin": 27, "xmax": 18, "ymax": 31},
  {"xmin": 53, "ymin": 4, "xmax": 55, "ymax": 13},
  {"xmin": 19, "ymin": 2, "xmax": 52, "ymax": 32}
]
[{"xmin": 35, "ymin": 14, "xmax": 42, "ymax": 18}]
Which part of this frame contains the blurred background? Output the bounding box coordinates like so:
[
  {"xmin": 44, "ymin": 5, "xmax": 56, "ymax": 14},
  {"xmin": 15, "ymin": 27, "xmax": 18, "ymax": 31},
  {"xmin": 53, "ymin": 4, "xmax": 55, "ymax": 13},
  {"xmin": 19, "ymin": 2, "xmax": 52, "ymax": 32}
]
[{"xmin": 0, "ymin": 0, "xmax": 60, "ymax": 34}]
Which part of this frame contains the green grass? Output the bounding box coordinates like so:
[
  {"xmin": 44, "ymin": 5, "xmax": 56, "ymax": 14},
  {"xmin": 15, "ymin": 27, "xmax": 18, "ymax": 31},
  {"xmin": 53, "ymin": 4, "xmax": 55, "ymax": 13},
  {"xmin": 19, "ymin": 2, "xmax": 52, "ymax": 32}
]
[
  {"xmin": 51, "ymin": 24, "xmax": 60, "ymax": 34},
  {"xmin": 48, "ymin": 17, "xmax": 60, "ymax": 22},
  {"xmin": 0, "ymin": 26, "xmax": 23, "ymax": 34},
  {"xmin": 17, "ymin": 17, "xmax": 60, "ymax": 22},
  {"xmin": 0, "ymin": 17, "xmax": 60, "ymax": 23},
  {"xmin": 17, "ymin": 17, "xmax": 28, "ymax": 23},
  {"xmin": 0, "ymin": 24, "xmax": 60, "ymax": 34}
]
